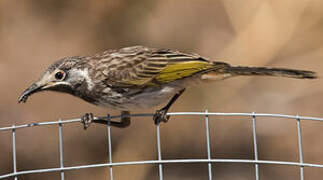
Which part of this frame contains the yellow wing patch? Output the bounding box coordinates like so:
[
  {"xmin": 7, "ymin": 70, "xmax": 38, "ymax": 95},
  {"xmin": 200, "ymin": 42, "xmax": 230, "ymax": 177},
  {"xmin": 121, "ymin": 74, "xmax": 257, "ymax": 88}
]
[{"xmin": 155, "ymin": 61, "xmax": 214, "ymax": 83}]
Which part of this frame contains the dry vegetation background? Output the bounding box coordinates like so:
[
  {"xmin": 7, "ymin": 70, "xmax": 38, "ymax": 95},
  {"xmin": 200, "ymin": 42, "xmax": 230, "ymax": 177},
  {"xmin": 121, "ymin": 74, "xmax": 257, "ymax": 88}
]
[{"xmin": 0, "ymin": 0, "xmax": 323, "ymax": 179}]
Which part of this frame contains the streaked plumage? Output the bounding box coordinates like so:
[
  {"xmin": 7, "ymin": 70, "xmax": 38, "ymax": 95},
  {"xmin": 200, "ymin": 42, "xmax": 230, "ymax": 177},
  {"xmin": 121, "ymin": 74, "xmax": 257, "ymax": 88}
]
[{"xmin": 18, "ymin": 46, "xmax": 317, "ymax": 128}]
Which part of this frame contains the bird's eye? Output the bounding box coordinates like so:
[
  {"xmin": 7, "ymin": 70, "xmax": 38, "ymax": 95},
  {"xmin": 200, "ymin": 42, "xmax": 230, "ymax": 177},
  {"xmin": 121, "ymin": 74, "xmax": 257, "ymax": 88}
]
[{"xmin": 55, "ymin": 71, "xmax": 65, "ymax": 80}]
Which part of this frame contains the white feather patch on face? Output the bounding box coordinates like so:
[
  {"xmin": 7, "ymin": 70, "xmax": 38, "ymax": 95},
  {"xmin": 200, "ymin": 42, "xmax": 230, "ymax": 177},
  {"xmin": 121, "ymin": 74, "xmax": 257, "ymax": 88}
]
[{"xmin": 69, "ymin": 68, "xmax": 95, "ymax": 91}]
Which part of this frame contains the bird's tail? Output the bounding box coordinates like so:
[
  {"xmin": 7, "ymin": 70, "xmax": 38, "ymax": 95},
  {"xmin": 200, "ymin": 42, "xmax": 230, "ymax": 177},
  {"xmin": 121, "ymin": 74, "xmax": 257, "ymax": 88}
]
[
  {"xmin": 225, "ymin": 66, "xmax": 317, "ymax": 79},
  {"xmin": 202, "ymin": 62, "xmax": 317, "ymax": 81}
]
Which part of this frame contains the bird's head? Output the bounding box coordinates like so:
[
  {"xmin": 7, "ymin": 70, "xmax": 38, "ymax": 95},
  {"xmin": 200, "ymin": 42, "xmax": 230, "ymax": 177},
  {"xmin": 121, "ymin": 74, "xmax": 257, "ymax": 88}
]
[{"xmin": 18, "ymin": 57, "xmax": 89, "ymax": 103}]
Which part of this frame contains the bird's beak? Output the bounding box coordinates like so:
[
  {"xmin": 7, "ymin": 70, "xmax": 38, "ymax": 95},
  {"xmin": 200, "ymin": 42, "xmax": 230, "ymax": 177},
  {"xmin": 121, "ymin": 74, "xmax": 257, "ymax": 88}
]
[{"xmin": 18, "ymin": 81, "xmax": 56, "ymax": 103}]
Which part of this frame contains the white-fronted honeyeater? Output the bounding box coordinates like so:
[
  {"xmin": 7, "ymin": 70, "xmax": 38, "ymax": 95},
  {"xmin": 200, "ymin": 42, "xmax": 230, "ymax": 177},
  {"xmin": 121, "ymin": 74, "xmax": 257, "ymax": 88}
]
[{"xmin": 18, "ymin": 46, "xmax": 317, "ymax": 128}]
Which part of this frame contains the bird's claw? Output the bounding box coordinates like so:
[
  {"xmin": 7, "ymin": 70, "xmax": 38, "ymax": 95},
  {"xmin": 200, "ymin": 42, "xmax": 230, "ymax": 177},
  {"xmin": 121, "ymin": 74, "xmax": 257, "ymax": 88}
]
[
  {"xmin": 81, "ymin": 113, "xmax": 94, "ymax": 130},
  {"xmin": 153, "ymin": 109, "xmax": 170, "ymax": 125}
]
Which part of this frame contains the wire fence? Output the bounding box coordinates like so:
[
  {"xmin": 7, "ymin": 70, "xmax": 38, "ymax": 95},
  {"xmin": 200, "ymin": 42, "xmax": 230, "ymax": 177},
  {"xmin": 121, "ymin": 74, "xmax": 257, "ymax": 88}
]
[{"xmin": 1, "ymin": 111, "xmax": 323, "ymax": 180}]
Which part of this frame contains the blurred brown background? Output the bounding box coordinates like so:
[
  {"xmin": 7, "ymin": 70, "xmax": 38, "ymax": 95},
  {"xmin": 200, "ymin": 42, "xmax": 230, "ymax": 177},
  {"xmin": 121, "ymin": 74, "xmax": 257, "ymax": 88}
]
[{"xmin": 1, "ymin": 0, "xmax": 323, "ymax": 179}]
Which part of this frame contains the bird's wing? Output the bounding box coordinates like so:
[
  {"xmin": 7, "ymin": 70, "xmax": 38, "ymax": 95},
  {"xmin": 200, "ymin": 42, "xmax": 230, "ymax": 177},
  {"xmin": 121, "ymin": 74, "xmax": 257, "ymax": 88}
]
[{"xmin": 96, "ymin": 46, "xmax": 219, "ymax": 87}]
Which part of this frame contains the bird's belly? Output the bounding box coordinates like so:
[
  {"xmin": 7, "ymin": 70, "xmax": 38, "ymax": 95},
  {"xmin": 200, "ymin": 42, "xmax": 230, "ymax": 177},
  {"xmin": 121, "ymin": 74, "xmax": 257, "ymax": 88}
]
[{"xmin": 95, "ymin": 86, "xmax": 180, "ymax": 110}]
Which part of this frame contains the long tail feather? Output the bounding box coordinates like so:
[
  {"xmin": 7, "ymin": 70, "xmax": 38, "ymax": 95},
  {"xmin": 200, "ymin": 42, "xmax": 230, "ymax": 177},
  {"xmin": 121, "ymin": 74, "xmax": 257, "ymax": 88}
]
[{"xmin": 226, "ymin": 66, "xmax": 317, "ymax": 79}]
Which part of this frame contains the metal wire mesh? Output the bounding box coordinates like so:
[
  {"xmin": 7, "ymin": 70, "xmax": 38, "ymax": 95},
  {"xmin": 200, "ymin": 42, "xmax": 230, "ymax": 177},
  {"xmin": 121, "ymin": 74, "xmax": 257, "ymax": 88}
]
[{"xmin": 1, "ymin": 111, "xmax": 323, "ymax": 180}]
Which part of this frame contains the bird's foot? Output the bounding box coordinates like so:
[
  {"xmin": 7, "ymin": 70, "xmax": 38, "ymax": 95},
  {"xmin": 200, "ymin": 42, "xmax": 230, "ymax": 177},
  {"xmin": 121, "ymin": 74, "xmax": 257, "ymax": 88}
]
[
  {"xmin": 116, "ymin": 111, "xmax": 131, "ymax": 128},
  {"xmin": 153, "ymin": 109, "xmax": 170, "ymax": 125},
  {"xmin": 81, "ymin": 113, "xmax": 94, "ymax": 130},
  {"xmin": 81, "ymin": 112, "xmax": 131, "ymax": 129}
]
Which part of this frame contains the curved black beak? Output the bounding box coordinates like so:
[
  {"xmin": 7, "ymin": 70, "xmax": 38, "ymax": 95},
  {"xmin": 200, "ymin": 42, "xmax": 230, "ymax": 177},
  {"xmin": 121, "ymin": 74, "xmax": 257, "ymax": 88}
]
[{"xmin": 18, "ymin": 83, "xmax": 43, "ymax": 103}]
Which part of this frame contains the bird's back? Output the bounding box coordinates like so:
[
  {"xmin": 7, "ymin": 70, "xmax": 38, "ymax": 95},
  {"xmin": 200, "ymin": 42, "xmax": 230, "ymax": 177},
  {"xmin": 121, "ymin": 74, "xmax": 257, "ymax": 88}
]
[{"xmin": 90, "ymin": 46, "xmax": 226, "ymax": 88}]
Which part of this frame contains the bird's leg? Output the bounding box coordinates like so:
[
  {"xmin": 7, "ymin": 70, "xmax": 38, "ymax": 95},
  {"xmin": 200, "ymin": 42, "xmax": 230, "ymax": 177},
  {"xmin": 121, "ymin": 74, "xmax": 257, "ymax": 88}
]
[
  {"xmin": 81, "ymin": 111, "xmax": 131, "ymax": 130},
  {"xmin": 107, "ymin": 111, "xmax": 131, "ymax": 128},
  {"xmin": 153, "ymin": 88, "xmax": 186, "ymax": 125}
]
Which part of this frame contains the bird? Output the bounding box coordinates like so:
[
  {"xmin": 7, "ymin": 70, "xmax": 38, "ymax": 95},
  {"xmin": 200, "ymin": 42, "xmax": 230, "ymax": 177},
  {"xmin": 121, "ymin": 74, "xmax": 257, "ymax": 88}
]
[{"xmin": 18, "ymin": 46, "xmax": 317, "ymax": 129}]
